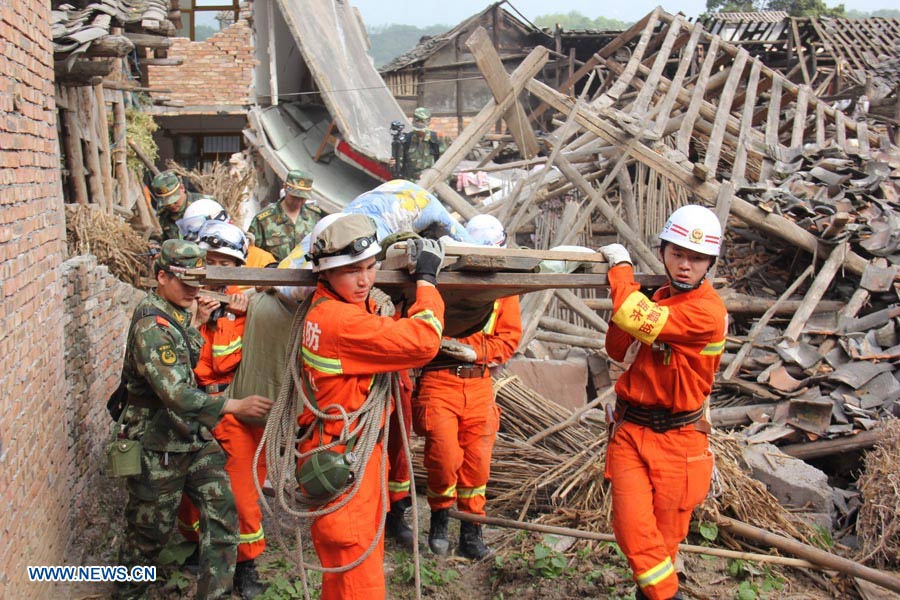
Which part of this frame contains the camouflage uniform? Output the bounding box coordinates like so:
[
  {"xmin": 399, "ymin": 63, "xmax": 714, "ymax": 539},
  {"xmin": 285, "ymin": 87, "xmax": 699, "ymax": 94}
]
[
  {"xmin": 248, "ymin": 170, "xmax": 322, "ymax": 261},
  {"xmin": 151, "ymin": 171, "xmax": 205, "ymax": 242},
  {"xmin": 116, "ymin": 240, "xmax": 238, "ymax": 600},
  {"xmin": 400, "ymin": 107, "xmax": 446, "ymax": 181}
]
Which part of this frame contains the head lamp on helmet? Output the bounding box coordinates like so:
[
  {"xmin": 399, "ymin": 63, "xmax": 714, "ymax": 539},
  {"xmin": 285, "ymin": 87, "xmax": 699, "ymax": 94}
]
[
  {"xmin": 306, "ymin": 213, "xmax": 382, "ymax": 272},
  {"xmin": 197, "ymin": 221, "xmax": 248, "ymax": 264}
]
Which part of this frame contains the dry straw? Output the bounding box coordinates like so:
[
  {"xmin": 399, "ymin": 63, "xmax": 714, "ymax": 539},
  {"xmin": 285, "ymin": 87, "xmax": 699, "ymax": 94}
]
[
  {"xmin": 65, "ymin": 204, "xmax": 151, "ymax": 286},
  {"xmin": 856, "ymin": 419, "xmax": 900, "ymax": 568}
]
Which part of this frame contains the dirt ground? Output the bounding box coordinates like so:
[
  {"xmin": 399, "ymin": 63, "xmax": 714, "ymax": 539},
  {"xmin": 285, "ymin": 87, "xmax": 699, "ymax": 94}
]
[{"xmin": 56, "ymin": 473, "xmax": 863, "ymax": 600}]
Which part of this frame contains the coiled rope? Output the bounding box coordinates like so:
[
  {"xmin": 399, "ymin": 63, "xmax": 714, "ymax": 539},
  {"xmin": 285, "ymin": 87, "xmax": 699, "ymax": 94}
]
[{"xmin": 253, "ymin": 289, "xmax": 422, "ymax": 600}]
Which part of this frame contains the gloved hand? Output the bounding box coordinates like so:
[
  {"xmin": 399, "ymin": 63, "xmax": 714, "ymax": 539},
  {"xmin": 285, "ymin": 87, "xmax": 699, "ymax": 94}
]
[
  {"xmin": 439, "ymin": 339, "xmax": 477, "ymax": 362},
  {"xmin": 599, "ymin": 243, "xmax": 632, "ymax": 266},
  {"xmin": 407, "ymin": 238, "xmax": 444, "ymax": 284}
]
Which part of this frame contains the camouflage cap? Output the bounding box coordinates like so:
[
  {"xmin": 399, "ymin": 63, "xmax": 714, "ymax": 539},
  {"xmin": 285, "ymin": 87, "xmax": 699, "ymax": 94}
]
[
  {"xmin": 157, "ymin": 239, "xmax": 206, "ymax": 286},
  {"xmin": 151, "ymin": 171, "xmax": 183, "ymax": 205},
  {"xmin": 412, "ymin": 107, "xmax": 431, "ymax": 131},
  {"xmin": 284, "ymin": 169, "xmax": 313, "ymax": 198}
]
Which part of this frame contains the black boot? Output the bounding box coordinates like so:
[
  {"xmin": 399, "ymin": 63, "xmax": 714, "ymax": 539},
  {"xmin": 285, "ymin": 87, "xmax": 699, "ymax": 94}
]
[
  {"xmin": 234, "ymin": 559, "xmax": 265, "ymax": 600},
  {"xmin": 385, "ymin": 497, "xmax": 414, "ymax": 548},
  {"xmin": 428, "ymin": 509, "xmax": 450, "ymax": 556},
  {"xmin": 457, "ymin": 521, "xmax": 492, "ymax": 560},
  {"xmin": 635, "ymin": 586, "xmax": 682, "ymax": 600}
]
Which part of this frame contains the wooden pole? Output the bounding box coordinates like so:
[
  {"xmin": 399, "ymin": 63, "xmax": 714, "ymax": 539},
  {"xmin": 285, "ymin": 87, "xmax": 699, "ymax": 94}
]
[
  {"xmin": 112, "ymin": 92, "xmax": 130, "ymax": 204},
  {"xmin": 782, "ymin": 242, "xmax": 848, "ymax": 344},
  {"xmin": 717, "ymin": 515, "xmax": 900, "ymax": 593},
  {"xmin": 780, "ymin": 429, "xmax": 884, "ymax": 460},
  {"xmin": 80, "ymin": 87, "xmax": 107, "ymax": 210},
  {"xmin": 60, "ymin": 86, "xmax": 89, "ymax": 205},
  {"xmin": 93, "ymin": 82, "xmax": 115, "ymax": 211},
  {"xmin": 449, "ymin": 510, "xmax": 818, "ymax": 569}
]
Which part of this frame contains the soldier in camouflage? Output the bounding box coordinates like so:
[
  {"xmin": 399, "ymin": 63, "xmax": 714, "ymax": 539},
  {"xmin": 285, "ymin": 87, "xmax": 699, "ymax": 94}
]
[
  {"xmin": 389, "ymin": 107, "xmax": 447, "ymax": 182},
  {"xmin": 151, "ymin": 171, "xmax": 216, "ymax": 243},
  {"xmin": 247, "ymin": 169, "xmax": 322, "ymax": 261},
  {"xmin": 115, "ymin": 240, "xmax": 273, "ymax": 600}
]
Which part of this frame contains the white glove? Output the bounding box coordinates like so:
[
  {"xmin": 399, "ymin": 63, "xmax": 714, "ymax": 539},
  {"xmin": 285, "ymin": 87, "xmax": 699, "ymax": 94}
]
[
  {"xmin": 599, "ymin": 243, "xmax": 632, "ymax": 266},
  {"xmin": 439, "ymin": 339, "xmax": 477, "ymax": 363}
]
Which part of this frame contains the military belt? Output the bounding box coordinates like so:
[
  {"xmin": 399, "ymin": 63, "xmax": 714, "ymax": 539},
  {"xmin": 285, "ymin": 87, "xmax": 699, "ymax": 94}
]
[
  {"xmin": 615, "ymin": 397, "xmax": 707, "ymax": 433},
  {"xmin": 204, "ymin": 383, "xmax": 229, "ymax": 394}
]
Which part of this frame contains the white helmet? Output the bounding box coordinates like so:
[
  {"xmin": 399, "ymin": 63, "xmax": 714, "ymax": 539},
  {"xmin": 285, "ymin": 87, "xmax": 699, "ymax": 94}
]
[
  {"xmin": 307, "ymin": 213, "xmax": 381, "ymax": 272},
  {"xmin": 197, "ymin": 220, "xmax": 248, "ymax": 265},
  {"xmin": 659, "ymin": 205, "xmax": 722, "ymax": 257},
  {"xmin": 177, "ymin": 196, "xmax": 229, "ymax": 241},
  {"xmin": 466, "ymin": 214, "xmax": 506, "ymax": 247}
]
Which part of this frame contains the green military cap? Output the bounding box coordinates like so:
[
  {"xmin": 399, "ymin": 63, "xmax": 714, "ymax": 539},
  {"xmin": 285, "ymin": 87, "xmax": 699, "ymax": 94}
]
[
  {"xmin": 151, "ymin": 171, "xmax": 183, "ymax": 206},
  {"xmin": 284, "ymin": 169, "xmax": 314, "ymax": 198},
  {"xmin": 157, "ymin": 239, "xmax": 206, "ymax": 286},
  {"xmin": 412, "ymin": 107, "xmax": 431, "ymax": 130}
]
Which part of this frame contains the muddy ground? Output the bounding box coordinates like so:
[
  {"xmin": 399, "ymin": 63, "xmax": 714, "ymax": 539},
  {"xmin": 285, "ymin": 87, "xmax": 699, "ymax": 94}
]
[{"xmin": 56, "ymin": 471, "xmax": 858, "ymax": 600}]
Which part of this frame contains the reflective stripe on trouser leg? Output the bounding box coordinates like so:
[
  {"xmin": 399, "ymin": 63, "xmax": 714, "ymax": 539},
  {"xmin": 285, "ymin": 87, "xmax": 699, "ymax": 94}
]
[
  {"xmin": 455, "ymin": 378, "xmax": 498, "ymax": 516},
  {"xmin": 388, "ymin": 372, "xmax": 413, "ymax": 504},
  {"xmin": 214, "ymin": 415, "xmax": 268, "ymax": 562},
  {"xmin": 311, "ymin": 442, "xmax": 387, "ymax": 600}
]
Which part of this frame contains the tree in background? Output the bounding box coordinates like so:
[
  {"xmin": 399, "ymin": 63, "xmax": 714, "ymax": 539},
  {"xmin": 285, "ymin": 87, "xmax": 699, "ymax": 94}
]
[
  {"xmin": 845, "ymin": 8, "xmax": 900, "ymax": 18},
  {"xmin": 367, "ymin": 23, "xmax": 450, "ymax": 68},
  {"xmin": 704, "ymin": 0, "xmax": 845, "ymax": 17},
  {"xmin": 533, "ymin": 11, "xmax": 631, "ymax": 30}
]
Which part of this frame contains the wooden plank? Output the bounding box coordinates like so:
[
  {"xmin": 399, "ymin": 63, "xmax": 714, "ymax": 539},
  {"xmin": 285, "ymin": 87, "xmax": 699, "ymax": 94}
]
[
  {"xmin": 93, "ymin": 82, "xmax": 115, "ymax": 211},
  {"xmin": 731, "ymin": 59, "xmax": 762, "ymax": 184},
  {"xmin": 596, "ymin": 12, "xmax": 661, "ymax": 109},
  {"xmin": 857, "ymin": 120, "xmax": 870, "ymax": 156},
  {"xmin": 652, "ymin": 23, "xmax": 703, "ymax": 137},
  {"xmin": 676, "ymin": 37, "xmax": 720, "ymax": 155},
  {"xmin": 60, "ymin": 86, "xmax": 89, "ymax": 205},
  {"xmin": 815, "ymin": 101, "xmax": 826, "ymax": 147},
  {"xmin": 790, "ymin": 18, "xmax": 811, "ymax": 85},
  {"xmin": 417, "ymin": 46, "xmax": 548, "ymax": 190},
  {"xmin": 123, "ymin": 31, "xmax": 173, "ymax": 49},
  {"xmin": 81, "ymin": 87, "xmax": 107, "ymax": 210},
  {"xmin": 785, "ymin": 242, "xmax": 848, "ymax": 345},
  {"xmin": 835, "ymin": 109, "xmax": 847, "ymax": 150},
  {"xmin": 525, "ymin": 78, "xmax": 720, "ymax": 202},
  {"xmin": 198, "ymin": 266, "xmax": 665, "ymax": 290},
  {"xmin": 765, "ymin": 75, "xmax": 783, "ymax": 149},
  {"xmin": 465, "ymin": 27, "xmax": 539, "ymax": 159},
  {"xmin": 703, "ymin": 48, "xmax": 748, "ymax": 177},
  {"xmin": 631, "ymin": 17, "xmax": 683, "ymax": 116},
  {"xmin": 790, "ymin": 85, "xmax": 809, "ymax": 148},
  {"xmin": 266, "ymin": 0, "xmax": 278, "ymax": 105},
  {"xmin": 554, "ymin": 152, "xmax": 665, "ymax": 273},
  {"xmin": 432, "ymin": 180, "xmax": 479, "ymax": 220}
]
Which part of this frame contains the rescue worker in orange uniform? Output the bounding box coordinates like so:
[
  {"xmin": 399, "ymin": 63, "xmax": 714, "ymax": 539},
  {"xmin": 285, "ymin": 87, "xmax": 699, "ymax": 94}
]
[
  {"xmin": 599, "ymin": 205, "xmax": 727, "ymax": 600},
  {"xmin": 176, "ymin": 220, "xmax": 268, "ymax": 599},
  {"xmin": 383, "ymin": 368, "xmax": 416, "ymax": 547},
  {"xmin": 298, "ymin": 213, "xmax": 446, "ymax": 599},
  {"xmin": 415, "ymin": 214, "xmax": 522, "ymax": 560}
]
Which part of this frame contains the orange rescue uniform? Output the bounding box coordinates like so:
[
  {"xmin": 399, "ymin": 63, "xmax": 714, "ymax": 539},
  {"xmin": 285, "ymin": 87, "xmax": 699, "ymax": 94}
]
[
  {"xmin": 299, "ymin": 282, "xmax": 444, "ymax": 600},
  {"xmin": 414, "ymin": 296, "xmax": 521, "ymax": 515},
  {"xmin": 387, "ymin": 369, "xmax": 414, "ymax": 504},
  {"xmin": 604, "ymin": 264, "xmax": 726, "ymax": 600},
  {"xmin": 178, "ymin": 285, "xmax": 267, "ymax": 562}
]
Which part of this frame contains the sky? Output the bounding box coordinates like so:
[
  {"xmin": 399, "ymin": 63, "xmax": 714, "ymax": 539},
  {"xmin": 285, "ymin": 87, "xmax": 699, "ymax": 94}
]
[{"xmin": 350, "ymin": 0, "xmax": 896, "ymax": 28}]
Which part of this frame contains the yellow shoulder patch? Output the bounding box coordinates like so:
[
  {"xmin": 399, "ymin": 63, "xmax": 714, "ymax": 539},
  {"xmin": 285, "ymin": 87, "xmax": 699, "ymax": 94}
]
[
  {"xmin": 257, "ymin": 208, "xmax": 274, "ymax": 220},
  {"xmin": 158, "ymin": 343, "xmax": 177, "ymax": 365}
]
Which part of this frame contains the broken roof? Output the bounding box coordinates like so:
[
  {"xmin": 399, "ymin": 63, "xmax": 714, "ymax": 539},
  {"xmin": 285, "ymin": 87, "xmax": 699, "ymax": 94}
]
[
  {"xmin": 51, "ymin": 0, "xmax": 173, "ymax": 55},
  {"xmin": 273, "ymin": 0, "xmax": 405, "ymax": 163},
  {"xmin": 378, "ymin": 1, "xmax": 540, "ymax": 73}
]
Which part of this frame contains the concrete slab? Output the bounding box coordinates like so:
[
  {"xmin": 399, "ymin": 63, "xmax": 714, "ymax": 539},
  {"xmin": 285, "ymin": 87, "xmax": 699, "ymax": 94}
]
[
  {"xmin": 504, "ymin": 357, "xmax": 588, "ymax": 411},
  {"xmin": 742, "ymin": 443, "xmax": 833, "ymax": 518}
]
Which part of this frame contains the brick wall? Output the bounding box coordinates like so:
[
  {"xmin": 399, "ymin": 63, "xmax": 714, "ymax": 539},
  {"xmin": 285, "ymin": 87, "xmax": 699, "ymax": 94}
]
[
  {"xmin": 0, "ymin": 0, "xmax": 68, "ymax": 596},
  {"xmin": 146, "ymin": 21, "xmax": 256, "ymax": 108}
]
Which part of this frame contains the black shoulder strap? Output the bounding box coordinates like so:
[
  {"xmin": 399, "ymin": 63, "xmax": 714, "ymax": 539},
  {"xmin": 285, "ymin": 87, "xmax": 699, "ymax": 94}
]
[{"xmin": 428, "ymin": 131, "xmax": 440, "ymax": 160}]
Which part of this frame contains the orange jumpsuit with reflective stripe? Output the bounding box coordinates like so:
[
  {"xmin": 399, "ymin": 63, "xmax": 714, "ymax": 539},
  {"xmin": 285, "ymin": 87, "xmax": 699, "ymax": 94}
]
[
  {"xmin": 299, "ymin": 282, "xmax": 444, "ymax": 600},
  {"xmin": 414, "ymin": 296, "xmax": 521, "ymax": 515},
  {"xmin": 604, "ymin": 264, "xmax": 726, "ymax": 600},
  {"xmin": 178, "ymin": 286, "xmax": 267, "ymax": 562},
  {"xmin": 387, "ymin": 369, "xmax": 413, "ymax": 504}
]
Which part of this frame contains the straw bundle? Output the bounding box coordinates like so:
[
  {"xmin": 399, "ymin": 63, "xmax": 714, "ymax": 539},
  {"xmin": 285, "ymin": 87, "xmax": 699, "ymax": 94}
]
[
  {"xmin": 65, "ymin": 204, "xmax": 150, "ymax": 286},
  {"xmin": 856, "ymin": 419, "xmax": 900, "ymax": 568},
  {"xmin": 167, "ymin": 156, "xmax": 255, "ymax": 225}
]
